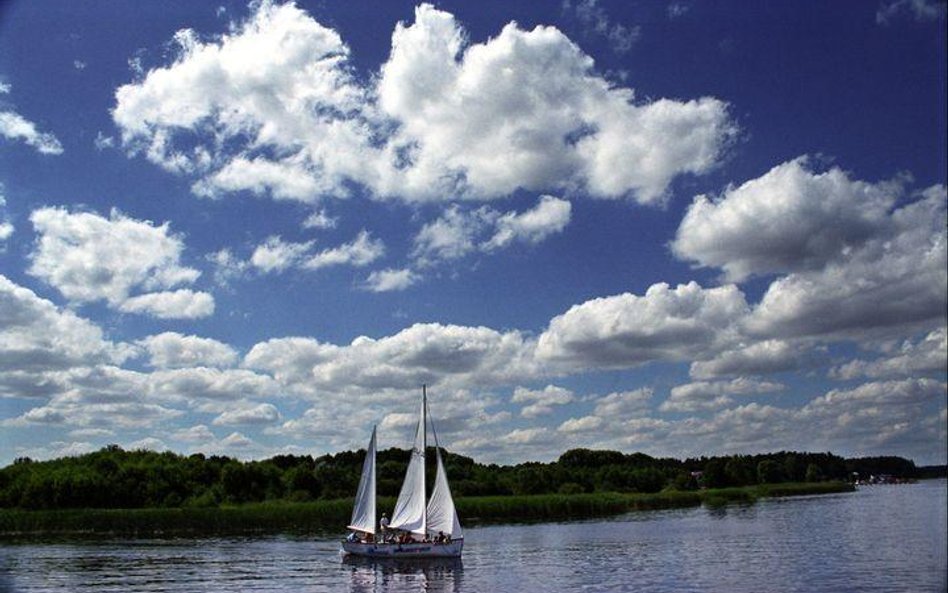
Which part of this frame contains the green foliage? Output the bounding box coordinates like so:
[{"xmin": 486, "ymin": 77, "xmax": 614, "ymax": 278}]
[
  {"xmin": 916, "ymin": 465, "xmax": 948, "ymax": 479},
  {"xmin": 0, "ymin": 444, "xmax": 909, "ymax": 514},
  {"xmin": 558, "ymin": 448, "xmax": 626, "ymax": 468},
  {"xmin": 702, "ymin": 488, "xmax": 758, "ymax": 508},
  {"xmin": 784, "ymin": 454, "xmax": 804, "ymax": 482},
  {"xmin": 755, "ymin": 481, "xmax": 853, "ymax": 498},
  {"xmin": 757, "ymin": 459, "xmax": 784, "ymax": 484},
  {"xmin": 805, "ymin": 463, "xmax": 823, "ymax": 482},
  {"xmin": 557, "ymin": 482, "xmax": 585, "ymax": 495},
  {"xmin": 724, "ymin": 456, "xmax": 755, "ymax": 486},
  {"xmin": 701, "ymin": 459, "xmax": 729, "ymax": 488},
  {"xmin": 669, "ymin": 471, "xmax": 698, "ymax": 491},
  {"xmin": 0, "ymin": 483, "xmax": 855, "ymax": 536},
  {"xmin": 845, "ymin": 456, "xmax": 917, "ymax": 479}
]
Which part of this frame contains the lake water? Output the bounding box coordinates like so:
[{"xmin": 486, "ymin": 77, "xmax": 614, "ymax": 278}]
[{"xmin": 1, "ymin": 479, "xmax": 945, "ymax": 592}]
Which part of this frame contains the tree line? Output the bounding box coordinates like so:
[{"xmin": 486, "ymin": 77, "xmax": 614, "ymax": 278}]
[{"xmin": 0, "ymin": 444, "xmax": 938, "ymax": 510}]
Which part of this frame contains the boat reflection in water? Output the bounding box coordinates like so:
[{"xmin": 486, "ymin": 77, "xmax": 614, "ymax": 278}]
[{"xmin": 342, "ymin": 555, "xmax": 464, "ymax": 593}]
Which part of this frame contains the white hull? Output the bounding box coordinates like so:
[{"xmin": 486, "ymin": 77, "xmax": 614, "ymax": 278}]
[{"xmin": 342, "ymin": 539, "xmax": 463, "ymax": 559}]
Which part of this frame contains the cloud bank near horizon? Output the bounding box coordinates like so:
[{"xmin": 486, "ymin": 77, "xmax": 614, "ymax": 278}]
[{"xmin": 0, "ymin": 2, "xmax": 944, "ymax": 466}]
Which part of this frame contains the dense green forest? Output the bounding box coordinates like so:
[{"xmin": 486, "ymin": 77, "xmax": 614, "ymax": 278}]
[{"xmin": 0, "ymin": 445, "xmax": 939, "ymax": 511}]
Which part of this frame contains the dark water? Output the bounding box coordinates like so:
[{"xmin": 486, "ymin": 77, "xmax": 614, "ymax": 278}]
[{"xmin": 2, "ymin": 480, "xmax": 945, "ymax": 592}]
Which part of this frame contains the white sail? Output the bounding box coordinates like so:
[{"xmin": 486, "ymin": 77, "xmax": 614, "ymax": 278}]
[
  {"xmin": 426, "ymin": 448, "xmax": 463, "ymax": 539},
  {"xmin": 388, "ymin": 396, "xmax": 427, "ymax": 535},
  {"xmin": 346, "ymin": 425, "xmax": 376, "ymax": 534}
]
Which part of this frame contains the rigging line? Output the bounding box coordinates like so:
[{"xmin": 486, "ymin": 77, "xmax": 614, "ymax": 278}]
[{"xmin": 426, "ymin": 389, "xmax": 441, "ymax": 451}]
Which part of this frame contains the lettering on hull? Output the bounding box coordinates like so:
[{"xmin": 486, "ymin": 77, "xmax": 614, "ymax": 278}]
[{"xmin": 341, "ymin": 541, "xmax": 463, "ymax": 559}]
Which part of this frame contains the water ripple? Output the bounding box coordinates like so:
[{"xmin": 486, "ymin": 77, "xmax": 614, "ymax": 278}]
[{"xmin": 2, "ymin": 481, "xmax": 945, "ymax": 592}]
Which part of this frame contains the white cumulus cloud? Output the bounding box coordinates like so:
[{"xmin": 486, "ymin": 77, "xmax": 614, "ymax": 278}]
[
  {"xmin": 673, "ymin": 159, "xmax": 946, "ymax": 344},
  {"xmin": 138, "ymin": 332, "xmax": 238, "ymax": 369},
  {"xmin": 482, "ymin": 195, "xmax": 571, "ymax": 251},
  {"xmin": 212, "ymin": 402, "xmax": 282, "ymax": 425},
  {"xmin": 112, "ymin": 2, "xmax": 734, "ymax": 205},
  {"xmin": 536, "ymin": 281, "xmax": 749, "ymax": 370},
  {"xmin": 28, "ymin": 207, "xmax": 214, "ymax": 319},
  {"xmin": 378, "ymin": 5, "xmax": 734, "ymax": 203},
  {"xmin": 412, "ymin": 195, "xmax": 572, "ymax": 267},
  {"xmin": 746, "ymin": 186, "xmax": 946, "ymax": 341},
  {"xmin": 831, "ymin": 328, "xmax": 947, "ymax": 380},
  {"xmin": 673, "ymin": 157, "xmax": 900, "ymax": 282},
  {"xmin": 302, "ymin": 230, "xmax": 384, "ymax": 270},
  {"xmin": 0, "ymin": 84, "xmax": 64, "ymax": 155},
  {"xmin": 250, "ymin": 236, "xmax": 316, "ymax": 273},
  {"xmin": 362, "ymin": 268, "xmax": 420, "ymax": 292},
  {"xmin": 119, "ymin": 289, "xmax": 215, "ymax": 319},
  {"xmin": 245, "ymin": 322, "xmax": 536, "ymax": 395},
  {"xmin": 511, "ymin": 384, "xmax": 575, "ymax": 417},
  {"xmin": 0, "ymin": 275, "xmax": 128, "ymax": 383},
  {"xmin": 0, "ymin": 191, "xmax": 13, "ymax": 244},
  {"xmin": 660, "ymin": 377, "xmax": 785, "ymax": 413},
  {"xmin": 689, "ymin": 339, "xmax": 812, "ymax": 380}
]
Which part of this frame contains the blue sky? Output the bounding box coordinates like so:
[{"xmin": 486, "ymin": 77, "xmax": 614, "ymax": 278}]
[{"xmin": 0, "ymin": 0, "xmax": 945, "ymax": 466}]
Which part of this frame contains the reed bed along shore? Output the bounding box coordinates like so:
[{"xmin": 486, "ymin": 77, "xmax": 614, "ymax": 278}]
[{"xmin": 0, "ymin": 482, "xmax": 853, "ymax": 537}]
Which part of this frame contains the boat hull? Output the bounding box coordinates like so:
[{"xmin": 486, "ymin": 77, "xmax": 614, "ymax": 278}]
[{"xmin": 341, "ymin": 539, "xmax": 463, "ymax": 558}]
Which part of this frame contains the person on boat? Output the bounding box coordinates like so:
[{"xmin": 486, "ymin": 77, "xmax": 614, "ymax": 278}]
[
  {"xmin": 379, "ymin": 513, "xmax": 389, "ymax": 540},
  {"xmin": 346, "ymin": 532, "xmax": 359, "ymax": 543}
]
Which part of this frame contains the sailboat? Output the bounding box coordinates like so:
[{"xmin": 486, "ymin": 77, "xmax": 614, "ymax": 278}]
[{"xmin": 341, "ymin": 386, "xmax": 464, "ymax": 558}]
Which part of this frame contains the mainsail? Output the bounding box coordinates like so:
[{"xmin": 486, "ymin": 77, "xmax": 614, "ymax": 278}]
[
  {"xmin": 346, "ymin": 425, "xmax": 376, "ymax": 534},
  {"xmin": 388, "ymin": 395, "xmax": 427, "ymax": 535}
]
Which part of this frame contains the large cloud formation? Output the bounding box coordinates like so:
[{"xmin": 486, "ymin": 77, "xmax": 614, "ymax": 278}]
[
  {"xmin": 0, "ymin": 275, "xmax": 128, "ymax": 388},
  {"xmin": 245, "ymin": 322, "xmax": 537, "ymax": 394},
  {"xmin": 4, "ymin": 4, "xmax": 945, "ymax": 465},
  {"xmin": 745, "ymin": 192, "xmax": 946, "ymax": 341},
  {"xmin": 1, "ymin": 277, "xmax": 281, "ymax": 434},
  {"xmin": 113, "ymin": 2, "xmax": 735, "ymax": 205},
  {"xmin": 674, "ymin": 159, "xmax": 947, "ymax": 341},
  {"xmin": 28, "ymin": 207, "xmax": 214, "ymax": 319},
  {"xmin": 536, "ymin": 281, "xmax": 750, "ymax": 370},
  {"xmin": 4, "ymin": 257, "xmax": 945, "ymax": 464},
  {"xmin": 673, "ymin": 157, "xmax": 900, "ymax": 282}
]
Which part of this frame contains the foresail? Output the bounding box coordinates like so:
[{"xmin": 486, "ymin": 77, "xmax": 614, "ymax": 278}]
[
  {"xmin": 426, "ymin": 448, "xmax": 463, "ymax": 539},
  {"xmin": 388, "ymin": 399, "xmax": 427, "ymax": 534},
  {"xmin": 347, "ymin": 426, "xmax": 376, "ymax": 534}
]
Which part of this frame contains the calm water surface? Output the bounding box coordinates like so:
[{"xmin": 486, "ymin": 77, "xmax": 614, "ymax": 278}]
[{"xmin": 2, "ymin": 479, "xmax": 945, "ymax": 592}]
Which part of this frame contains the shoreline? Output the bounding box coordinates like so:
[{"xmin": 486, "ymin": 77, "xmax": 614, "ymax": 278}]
[{"xmin": 0, "ymin": 482, "xmax": 854, "ymax": 539}]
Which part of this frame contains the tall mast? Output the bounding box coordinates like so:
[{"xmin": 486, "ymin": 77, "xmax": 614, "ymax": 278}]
[{"xmin": 422, "ymin": 383, "xmax": 427, "ymax": 536}]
